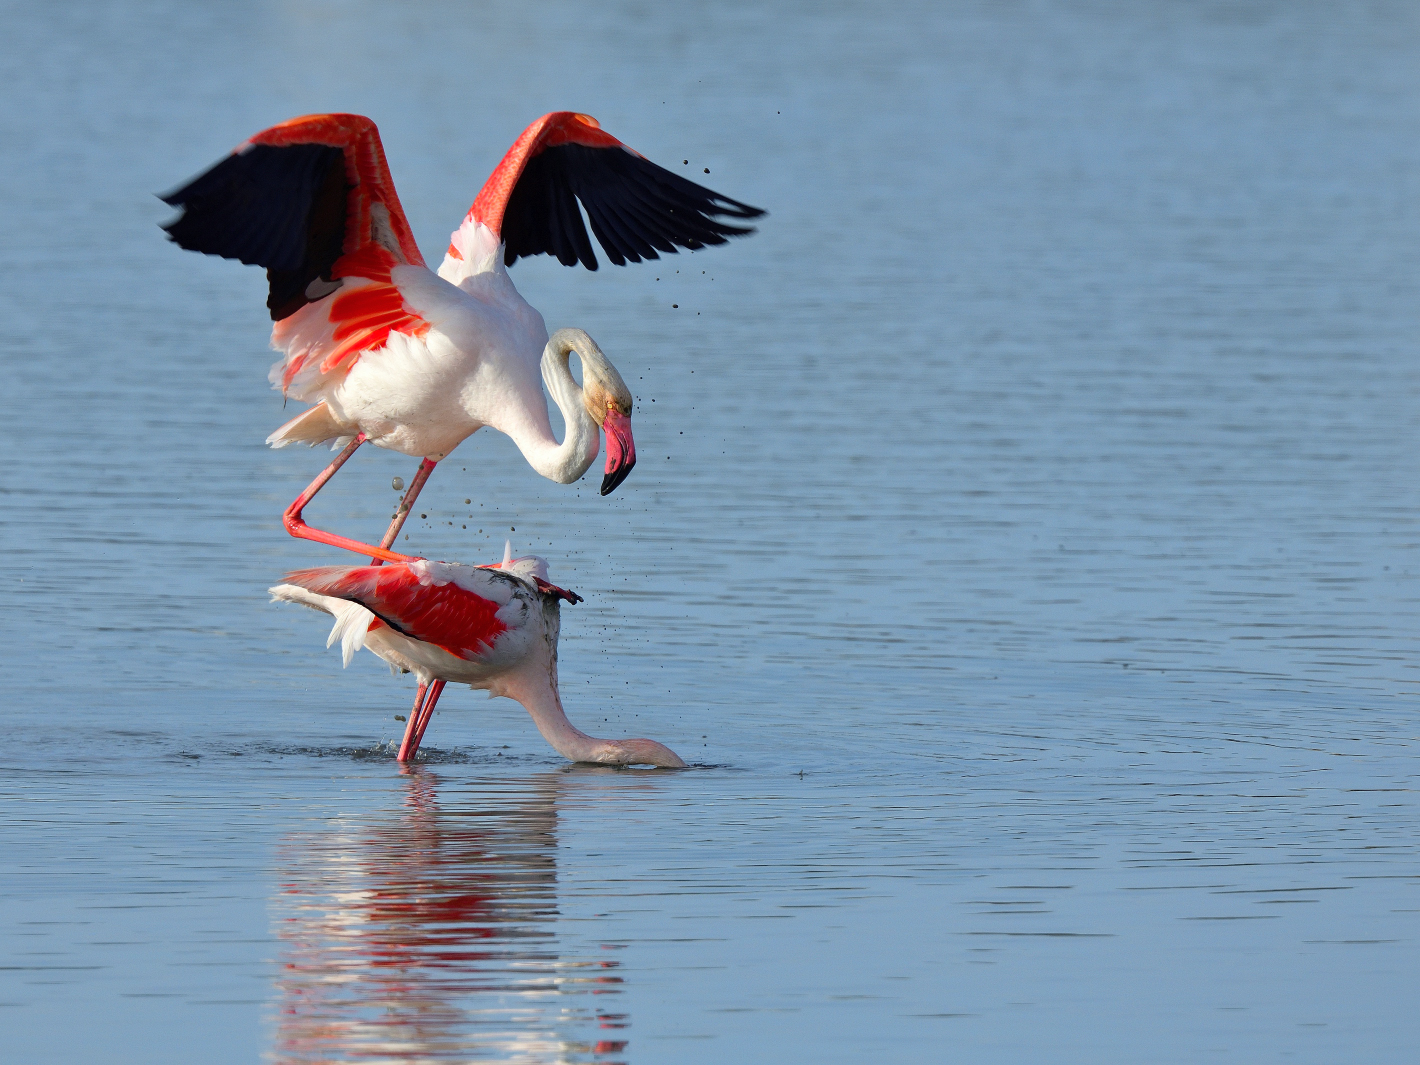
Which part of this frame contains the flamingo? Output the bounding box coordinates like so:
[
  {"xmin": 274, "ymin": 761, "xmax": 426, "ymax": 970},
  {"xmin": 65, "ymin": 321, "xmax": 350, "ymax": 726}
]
[
  {"xmin": 160, "ymin": 112, "xmax": 763, "ymax": 560},
  {"xmin": 270, "ymin": 544, "xmax": 687, "ymax": 768}
]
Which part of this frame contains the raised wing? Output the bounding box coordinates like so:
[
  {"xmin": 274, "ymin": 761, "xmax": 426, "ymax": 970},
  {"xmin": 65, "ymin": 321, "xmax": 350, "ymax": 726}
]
[
  {"xmin": 161, "ymin": 114, "xmax": 432, "ymax": 394},
  {"xmin": 281, "ymin": 563, "xmax": 510, "ymax": 660},
  {"xmin": 450, "ymin": 112, "xmax": 765, "ymax": 271}
]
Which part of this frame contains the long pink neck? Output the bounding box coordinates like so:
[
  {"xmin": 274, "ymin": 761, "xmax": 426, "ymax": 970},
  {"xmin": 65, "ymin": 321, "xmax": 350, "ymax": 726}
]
[
  {"xmin": 499, "ymin": 663, "xmax": 608, "ymax": 763},
  {"xmin": 493, "ymin": 607, "xmax": 686, "ymax": 768}
]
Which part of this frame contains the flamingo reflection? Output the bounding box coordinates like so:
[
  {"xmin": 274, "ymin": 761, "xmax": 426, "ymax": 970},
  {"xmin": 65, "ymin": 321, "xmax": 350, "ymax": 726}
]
[{"xmin": 271, "ymin": 772, "xmax": 628, "ymax": 1063}]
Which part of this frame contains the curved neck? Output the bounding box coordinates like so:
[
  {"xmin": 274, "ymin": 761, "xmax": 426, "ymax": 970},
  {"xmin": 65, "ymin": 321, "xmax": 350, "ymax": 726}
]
[
  {"xmin": 493, "ymin": 603, "xmax": 686, "ymax": 768},
  {"xmin": 503, "ymin": 333, "xmax": 600, "ymax": 485},
  {"xmin": 506, "ymin": 664, "xmax": 609, "ymax": 764},
  {"xmin": 492, "ymin": 604, "xmax": 605, "ymax": 762}
]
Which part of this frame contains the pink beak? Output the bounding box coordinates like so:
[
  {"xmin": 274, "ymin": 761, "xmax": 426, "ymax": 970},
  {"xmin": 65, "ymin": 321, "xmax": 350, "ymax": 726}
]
[{"xmin": 600, "ymin": 409, "xmax": 636, "ymax": 495}]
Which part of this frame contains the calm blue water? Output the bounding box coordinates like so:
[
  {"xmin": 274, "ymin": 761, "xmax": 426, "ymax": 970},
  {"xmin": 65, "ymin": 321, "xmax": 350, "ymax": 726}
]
[{"xmin": 2, "ymin": 1, "xmax": 1418, "ymax": 1061}]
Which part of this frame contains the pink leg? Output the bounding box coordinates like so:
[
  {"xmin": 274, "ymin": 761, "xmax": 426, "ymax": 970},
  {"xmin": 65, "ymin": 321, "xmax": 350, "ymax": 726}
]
[
  {"xmin": 396, "ymin": 680, "xmax": 430, "ymax": 761},
  {"xmin": 372, "ymin": 458, "xmax": 437, "ymax": 566},
  {"xmin": 284, "ymin": 446, "xmax": 448, "ymax": 763},
  {"xmin": 281, "ymin": 433, "xmax": 412, "ymax": 564},
  {"xmin": 397, "ymin": 679, "xmax": 446, "ymax": 762}
]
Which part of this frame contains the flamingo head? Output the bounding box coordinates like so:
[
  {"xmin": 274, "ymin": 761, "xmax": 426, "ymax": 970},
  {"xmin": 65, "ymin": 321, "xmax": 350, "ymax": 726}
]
[
  {"xmin": 592, "ymin": 737, "xmax": 688, "ymax": 768},
  {"xmin": 582, "ymin": 362, "xmax": 636, "ymax": 496}
]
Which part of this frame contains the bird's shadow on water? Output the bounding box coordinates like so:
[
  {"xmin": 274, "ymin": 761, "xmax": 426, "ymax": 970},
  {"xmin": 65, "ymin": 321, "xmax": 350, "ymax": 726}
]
[
  {"xmin": 69, "ymin": 728, "xmax": 741, "ymax": 773},
  {"xmin": 253, "ymin": 742, "xmax": 739, "ymax": 771},
  {"xmin": 246, "ymin": 736, "xmax": 742, "ymax": 771},
  {"xmin": 253, "ymin": 740, "xmax": 544, "ymax": 766},
  {"xmin": 247, "ymin": 741, "xmax": 726, "ymax": 770}
]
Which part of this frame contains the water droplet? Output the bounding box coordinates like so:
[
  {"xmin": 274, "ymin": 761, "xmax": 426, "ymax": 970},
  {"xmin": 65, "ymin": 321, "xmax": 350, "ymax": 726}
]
[{"xmin": 392, "ymin": 476, "xmax": 404, "ymax": 490}]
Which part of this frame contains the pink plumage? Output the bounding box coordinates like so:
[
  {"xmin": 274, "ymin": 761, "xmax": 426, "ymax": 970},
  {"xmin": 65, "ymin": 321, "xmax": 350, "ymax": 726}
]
[
  {"xmin": 271, "ymin": 553, "xmax": 685, "ymax": 767},
  {"xmin": 281, "ymin": 563, "xmax": 509, "ymax": 660},
  {"xmin": 163, "ymin": 112, "xmax": 764, "ymax": 559}
]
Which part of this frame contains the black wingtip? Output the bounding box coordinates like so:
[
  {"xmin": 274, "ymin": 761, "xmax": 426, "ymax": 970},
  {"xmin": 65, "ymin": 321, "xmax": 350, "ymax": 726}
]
[
  {"xmin": 501, "ymin": 142, "xmax": 765, "ymax": 272},
  {"xmin": 160, "ymin": 143, "xmax": 349, "ymax": 321},
  {"xmin": 704, "ymin": 192, "xmax": 766, "ymax": 221}
]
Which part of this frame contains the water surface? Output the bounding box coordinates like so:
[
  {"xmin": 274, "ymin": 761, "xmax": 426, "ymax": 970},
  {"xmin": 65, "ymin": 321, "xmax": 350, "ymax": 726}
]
[{"xmin": 2, "ymin": 1, "xmax": 1418, "ymax": 1062}]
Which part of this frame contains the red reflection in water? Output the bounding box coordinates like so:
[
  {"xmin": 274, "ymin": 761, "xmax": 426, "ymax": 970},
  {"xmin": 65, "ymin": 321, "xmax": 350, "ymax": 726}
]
[{"xmin": 271, "ymin": 771, "xmax": 628, "ymax": 1063}]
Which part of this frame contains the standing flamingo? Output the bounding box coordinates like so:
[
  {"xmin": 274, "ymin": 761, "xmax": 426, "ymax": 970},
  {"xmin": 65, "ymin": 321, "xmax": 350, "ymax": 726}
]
[
  {"xmin": 161, "ymin": 112, "xmax": 763, "ymax": 559},
  {"xmin": 270, "ymin": 546, "xmax": 686, "ymax": 768}
]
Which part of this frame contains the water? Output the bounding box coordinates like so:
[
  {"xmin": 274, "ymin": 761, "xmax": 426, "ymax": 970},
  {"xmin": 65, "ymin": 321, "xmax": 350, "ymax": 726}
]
[{"xmin": 3, "ymin": 1, "xmax": 1419, "ymax": 1061}]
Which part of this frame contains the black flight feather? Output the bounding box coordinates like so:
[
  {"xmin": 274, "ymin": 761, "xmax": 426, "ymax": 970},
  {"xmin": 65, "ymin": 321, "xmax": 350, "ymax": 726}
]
[
  {"xmin": 501, "ymin": 143, "xmax": 763, "ymax": 270},
  {"xmin": 160, "ymin": 143, "xmax": 349, "ymax": 321}
]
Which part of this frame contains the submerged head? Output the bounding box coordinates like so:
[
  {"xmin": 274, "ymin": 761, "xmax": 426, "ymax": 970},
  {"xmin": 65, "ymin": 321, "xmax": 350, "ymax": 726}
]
[{"xmin": 593, "ymin": 737, "xmax": 688, "ymax": 769}]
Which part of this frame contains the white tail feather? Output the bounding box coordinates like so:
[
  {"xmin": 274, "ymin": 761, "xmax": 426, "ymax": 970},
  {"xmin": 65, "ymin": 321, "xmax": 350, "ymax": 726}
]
[
  {"xmin": 266, "ymin": 401, "xmax": 347, "ymax": 449},
  {"xmin": 269, "ymin": 583, "xmax": 377, "ymax": 668},
  {"xmin": 326, "ymin": 599, "xmax": 377, "ymax": 667}
]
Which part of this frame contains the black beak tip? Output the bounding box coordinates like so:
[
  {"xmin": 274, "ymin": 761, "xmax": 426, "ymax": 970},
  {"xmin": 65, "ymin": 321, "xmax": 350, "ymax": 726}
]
[{"xmin": 599, "ymin": 459, "xmax": 635, "ymax": 496}]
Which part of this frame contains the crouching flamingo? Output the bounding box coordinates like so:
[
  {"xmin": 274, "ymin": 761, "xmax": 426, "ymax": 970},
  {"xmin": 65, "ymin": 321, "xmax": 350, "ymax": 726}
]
[
  {"xmin": 160, "ymin": 112, "xmax": 763, "ymax": 556},
  {"xmin": 270, "ymin": 547, "xmax": 687, "ymax": 768}
]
